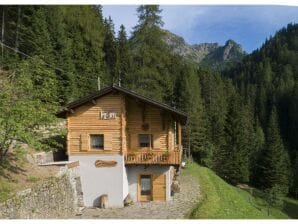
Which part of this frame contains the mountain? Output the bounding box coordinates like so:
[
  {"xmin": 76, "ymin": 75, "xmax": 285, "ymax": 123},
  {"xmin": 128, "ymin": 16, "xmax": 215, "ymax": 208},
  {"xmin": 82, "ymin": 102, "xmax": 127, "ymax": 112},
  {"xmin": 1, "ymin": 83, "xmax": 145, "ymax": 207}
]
[
  {"xmin": 164, "ymin": 30, "xmax": 246, "ymax": 70},
  {"xmin": 223, "ymin": 23, "xmax": 298, "ymax": 197}
]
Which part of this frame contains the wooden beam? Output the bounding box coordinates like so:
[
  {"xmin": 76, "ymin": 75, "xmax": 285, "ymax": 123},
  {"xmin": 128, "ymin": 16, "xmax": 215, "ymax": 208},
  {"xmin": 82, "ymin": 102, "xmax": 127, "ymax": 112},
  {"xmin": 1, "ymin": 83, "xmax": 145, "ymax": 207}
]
[
  {"xmin": 66, "ymin": 118, "xmax": 70, "ymax": 156},
  {"xmin": 178, "ymin": 122, "xmax": 182, "ymax": 151}
]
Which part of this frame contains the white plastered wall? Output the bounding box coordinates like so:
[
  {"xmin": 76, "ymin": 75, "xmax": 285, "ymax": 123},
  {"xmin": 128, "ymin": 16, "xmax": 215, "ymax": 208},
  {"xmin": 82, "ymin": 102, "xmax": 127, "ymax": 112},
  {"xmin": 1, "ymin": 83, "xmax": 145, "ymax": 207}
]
[
  {"xmin": 126, "ymin": 165, "xmax": 171, "ymax": 202},
  {"xmin": 69, "ymin": 154, "xmax": 128, "ymax": 208}
]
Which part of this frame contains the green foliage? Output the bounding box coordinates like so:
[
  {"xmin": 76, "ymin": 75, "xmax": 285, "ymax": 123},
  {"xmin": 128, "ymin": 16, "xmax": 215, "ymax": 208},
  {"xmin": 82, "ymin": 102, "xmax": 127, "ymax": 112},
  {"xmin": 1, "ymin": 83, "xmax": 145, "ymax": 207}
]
[
  {"xmin": 128, "ymin": 5, "xmax": 173, "ymax": 102},
  {"xmin": 186, "ymin": 163, "xmax": 288, "ymax": 219},
  {"xmin": 0, "ymin": 57, "xmax": 58, "ymax": 161},
  {"xmin": 224, "ymin": 24, "xmax": 298, "ymax": 196},
  {"xmin": 0, "ymin": 5, "xmax": 297, "ymax": 202},
  {"xmin": 219, "ymin": 93, "xmax": 250, "ymax": 184},
  {"xmin": 26, "ymin": 176, "xmax": 40, "ymax": 183},
  {"xmin": 0, "ymin": 181, "xmax": 14, "ymax": 202},
  {"xmin": 103, "ymin": 16, "xmax": 117, "ymax": 82},
  {"xmin": 283, "ymin": 197, "xmax": 298, "ymax": 218},
  {"xmin": 264, "ymin": 185, "xmax": 285, "ymax": 211},
  {"xmin": 116, "ymin": 24, "xmax": 132, "ymax": 86},
  {"xmin": 255, "ymin": 107, "xmax": 290, "ymax": 194}
]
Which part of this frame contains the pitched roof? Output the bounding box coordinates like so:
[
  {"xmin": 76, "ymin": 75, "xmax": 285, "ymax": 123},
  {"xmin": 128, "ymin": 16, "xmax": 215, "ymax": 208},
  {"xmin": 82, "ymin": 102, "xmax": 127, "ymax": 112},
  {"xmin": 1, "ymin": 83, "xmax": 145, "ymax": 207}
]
[{"xmin": 56, "ymin": 85, "xmax": 188, "ymax": 125}]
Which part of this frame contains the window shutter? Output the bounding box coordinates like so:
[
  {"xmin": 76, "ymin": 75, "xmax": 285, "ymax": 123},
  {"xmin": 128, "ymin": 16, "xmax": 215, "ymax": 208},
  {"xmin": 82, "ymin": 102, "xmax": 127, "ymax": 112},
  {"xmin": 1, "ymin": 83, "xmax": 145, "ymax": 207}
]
[
  {"xmin": 153, "ymin": 134, "xmax": 160, "ymax": 149},
  {"xmin": 130, "ymin": 133, "xmax": 137, "ymax": 149},
  {"xmin": 104, "ymin": 134, "xmax": 112, "ymax": 150},
  {"xmin": 80, "ymin": 133, "xmax": 89, "ymax": 151}
]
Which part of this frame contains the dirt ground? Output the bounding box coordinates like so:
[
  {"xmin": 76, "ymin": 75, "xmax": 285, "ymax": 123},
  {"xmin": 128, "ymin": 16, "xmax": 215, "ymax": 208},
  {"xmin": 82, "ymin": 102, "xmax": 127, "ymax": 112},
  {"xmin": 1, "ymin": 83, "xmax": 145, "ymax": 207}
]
[{"xmin": 0, "ymin": 145, "xmax": 60, "ymax": 200}]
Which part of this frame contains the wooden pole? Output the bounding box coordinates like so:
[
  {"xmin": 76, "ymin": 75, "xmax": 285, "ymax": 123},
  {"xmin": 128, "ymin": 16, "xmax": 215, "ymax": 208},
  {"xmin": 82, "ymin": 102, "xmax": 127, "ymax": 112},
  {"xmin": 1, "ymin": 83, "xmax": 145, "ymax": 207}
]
[
  {"xmin": 15, "ymin": 6, "xmax": 21, "ymax": 51},
  {"xmin": 178, "ymin": 122, "xmax": 182, "ymax": 151},
  {"xmin": 1, "ymin": 7, "xmax": 5, "ymax": 63}
]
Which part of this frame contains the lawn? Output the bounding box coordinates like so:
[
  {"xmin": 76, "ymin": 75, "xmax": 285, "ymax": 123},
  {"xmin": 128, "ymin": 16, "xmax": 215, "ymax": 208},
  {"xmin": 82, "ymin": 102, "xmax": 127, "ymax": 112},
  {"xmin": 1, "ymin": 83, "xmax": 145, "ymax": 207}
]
[{"xmin": 184, "ymin": 162, "xmax": 292, "ymax": 219}]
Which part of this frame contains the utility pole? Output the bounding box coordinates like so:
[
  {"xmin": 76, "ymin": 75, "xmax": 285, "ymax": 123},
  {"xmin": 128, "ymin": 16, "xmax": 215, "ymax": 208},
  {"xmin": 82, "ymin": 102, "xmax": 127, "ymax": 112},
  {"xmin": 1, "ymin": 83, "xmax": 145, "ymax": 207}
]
[
  {"xmin": 98, "ymin": 76, "xmax": 101, "ymax": 90},
  {"xmin": 15, "ymin": 6, "xmax": 21, "ymax": 51},
  {"xmin": 118, "ymin": 73, "xmax": 121, "ymax": 87},
  {"xmin": 188, "ymin": 123, "xmax": 191, "ymax": 161},
  {"xmin": 1, "ymin": 7, "xmax": 5, "ymax": 64}
]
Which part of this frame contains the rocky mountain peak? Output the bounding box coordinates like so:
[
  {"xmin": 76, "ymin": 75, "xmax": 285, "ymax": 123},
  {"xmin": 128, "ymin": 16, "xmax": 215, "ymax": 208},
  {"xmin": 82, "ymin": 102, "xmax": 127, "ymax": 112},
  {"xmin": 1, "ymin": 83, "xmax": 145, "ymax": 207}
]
[{"xmin": 164, "ymin": 30, "xmax": 246, "ymax": 70}]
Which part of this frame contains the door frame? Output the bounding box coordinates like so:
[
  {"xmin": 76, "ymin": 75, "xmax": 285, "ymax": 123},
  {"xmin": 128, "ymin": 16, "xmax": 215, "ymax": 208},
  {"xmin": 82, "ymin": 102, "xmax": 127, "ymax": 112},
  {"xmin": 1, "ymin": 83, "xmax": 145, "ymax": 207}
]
[{"xmin": 138, "ymin": 173, "xmax": 153, "ymax": 202}]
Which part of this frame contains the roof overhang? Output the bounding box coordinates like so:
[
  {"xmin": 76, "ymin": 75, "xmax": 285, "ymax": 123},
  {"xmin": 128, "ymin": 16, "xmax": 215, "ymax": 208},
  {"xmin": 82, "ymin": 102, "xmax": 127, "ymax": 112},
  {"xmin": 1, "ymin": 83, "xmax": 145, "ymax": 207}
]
[{"xmin": 56, "ymin": 86, "xmax": 188, "ymax": 125}]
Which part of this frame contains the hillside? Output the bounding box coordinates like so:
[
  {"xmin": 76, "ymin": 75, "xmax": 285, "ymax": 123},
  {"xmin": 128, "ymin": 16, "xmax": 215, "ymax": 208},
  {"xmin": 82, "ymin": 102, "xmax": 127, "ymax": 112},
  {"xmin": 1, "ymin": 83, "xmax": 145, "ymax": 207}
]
[
  {"xmin": 185, "ymin": 163, "xmax": 298, "ymax": 219},
  {"xmin": 164, "ymin": 30, "xmax": 246, "ymax": 70},
  {"xmin": 223, "ymin": 23, "xmax": 298, "ymax": 196},
  {"xmin": 0, "ymin": 6, "xmax": 297, "ymax": 216}
]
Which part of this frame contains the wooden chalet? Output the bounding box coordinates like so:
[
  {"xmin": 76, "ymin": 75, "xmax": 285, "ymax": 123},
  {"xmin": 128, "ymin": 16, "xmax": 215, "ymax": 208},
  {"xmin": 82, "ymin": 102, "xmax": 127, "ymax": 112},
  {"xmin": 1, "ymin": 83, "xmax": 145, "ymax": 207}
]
[{"xmin": 57, "ymin": 85, "xmax": 187, "ymax": 207}]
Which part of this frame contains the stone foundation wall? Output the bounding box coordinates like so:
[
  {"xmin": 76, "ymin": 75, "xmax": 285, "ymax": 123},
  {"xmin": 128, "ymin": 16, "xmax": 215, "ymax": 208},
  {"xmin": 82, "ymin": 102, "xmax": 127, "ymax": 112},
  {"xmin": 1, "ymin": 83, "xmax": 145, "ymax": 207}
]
[{"xmin": 0, "ymin": 165, "xmax": 82, "ymax": 219}]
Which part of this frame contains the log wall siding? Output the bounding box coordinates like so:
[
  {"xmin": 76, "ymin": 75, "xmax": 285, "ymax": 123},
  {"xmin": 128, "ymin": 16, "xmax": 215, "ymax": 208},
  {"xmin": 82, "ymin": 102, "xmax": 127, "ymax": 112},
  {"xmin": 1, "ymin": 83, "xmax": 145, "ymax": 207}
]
[
  {"xmin": 126, "ymin": 98, "xmax": 175, "ymax": 152},
  {"xmin": 67, "ymin": 94, "xmax": 123, "ymax": 154},
  {"xmin": 66, "ymin": 92, "xmax": 179, "ymax": 156}
]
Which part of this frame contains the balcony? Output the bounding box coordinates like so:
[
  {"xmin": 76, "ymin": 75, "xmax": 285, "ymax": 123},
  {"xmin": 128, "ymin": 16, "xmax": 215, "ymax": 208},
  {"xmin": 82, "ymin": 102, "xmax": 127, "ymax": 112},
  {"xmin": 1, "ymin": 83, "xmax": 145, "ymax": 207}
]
[{"xmin": 124, "ymin": 150, "xmax": 182, "ymax": 165}]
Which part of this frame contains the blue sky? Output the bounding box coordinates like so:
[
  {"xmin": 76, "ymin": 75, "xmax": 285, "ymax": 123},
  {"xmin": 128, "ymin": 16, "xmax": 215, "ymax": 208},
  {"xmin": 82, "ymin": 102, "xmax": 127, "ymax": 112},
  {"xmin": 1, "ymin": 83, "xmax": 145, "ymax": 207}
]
[{"xmin": 102, "ymin": 5, "xmax": 298, "ymax": 53}]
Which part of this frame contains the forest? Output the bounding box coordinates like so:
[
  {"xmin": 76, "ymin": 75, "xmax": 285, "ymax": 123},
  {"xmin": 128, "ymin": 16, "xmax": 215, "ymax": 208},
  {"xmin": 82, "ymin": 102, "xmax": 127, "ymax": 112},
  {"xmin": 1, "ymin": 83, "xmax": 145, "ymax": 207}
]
[{"xmin": 0, "ymin": 5, "xmax": 297, "ymax": 203}]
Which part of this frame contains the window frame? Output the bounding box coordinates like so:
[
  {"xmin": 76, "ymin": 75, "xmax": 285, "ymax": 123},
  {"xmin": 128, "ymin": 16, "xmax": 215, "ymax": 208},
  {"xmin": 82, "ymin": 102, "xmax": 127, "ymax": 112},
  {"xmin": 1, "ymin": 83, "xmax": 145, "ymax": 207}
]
[
  {"xmin": 138, "ymin": 134, "xmax": 153, "ymax": 148},
  {"xmin": 90, "ymin": 134, "xmax": 104, "ymax": 150}
]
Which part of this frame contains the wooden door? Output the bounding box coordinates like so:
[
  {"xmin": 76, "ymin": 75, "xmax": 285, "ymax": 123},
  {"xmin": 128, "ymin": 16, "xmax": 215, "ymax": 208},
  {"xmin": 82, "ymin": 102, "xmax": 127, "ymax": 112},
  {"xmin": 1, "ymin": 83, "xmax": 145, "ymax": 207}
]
[{"xmin": 152, "ymin": 173, "xmax": 166, "ymax": 201}]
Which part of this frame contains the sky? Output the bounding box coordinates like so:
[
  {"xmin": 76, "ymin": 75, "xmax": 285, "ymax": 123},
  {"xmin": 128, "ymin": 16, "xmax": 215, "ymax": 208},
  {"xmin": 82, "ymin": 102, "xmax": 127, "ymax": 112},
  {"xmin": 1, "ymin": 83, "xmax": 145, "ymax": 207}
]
[{"xmin": 102, "ymin": 5, "xmax": 298, "ymax": 53}]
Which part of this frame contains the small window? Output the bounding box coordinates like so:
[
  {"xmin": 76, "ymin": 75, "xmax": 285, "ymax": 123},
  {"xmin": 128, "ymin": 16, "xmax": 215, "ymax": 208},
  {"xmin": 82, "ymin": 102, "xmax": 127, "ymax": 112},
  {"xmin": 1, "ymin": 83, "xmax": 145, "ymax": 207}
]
[
  {"xmin": 140, "ymin": 175, "xmax": 152, "ymax": 195},
  {"xmin": 139, "ymin": 134, "xmax": 153, "ymax": 148},
  {"xmin": 90, "ymin": 134, "xmax": 104, "ymax": 149}
]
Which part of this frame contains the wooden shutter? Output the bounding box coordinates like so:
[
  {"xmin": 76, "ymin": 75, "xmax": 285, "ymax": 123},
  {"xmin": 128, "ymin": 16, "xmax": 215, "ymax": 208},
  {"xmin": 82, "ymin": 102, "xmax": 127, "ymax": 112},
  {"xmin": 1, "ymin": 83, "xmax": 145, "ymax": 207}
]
[
  {"xmin": 152, "ymin": 174, "xmax": 166, "ymax": 201},
  {"xmin": 104, "ymin": 133, "xmax": 112, "ymax": 150},
  {"xmin": 130, "ymin": 133, "xmax": 137, "ymax": 149},
  {"xmin": 80, "ymin": 133, "xmax": 89, "ymax": 151},
  {"xmin": 153, "ymin": 134, "xmax": 160, "ymax": 149}
]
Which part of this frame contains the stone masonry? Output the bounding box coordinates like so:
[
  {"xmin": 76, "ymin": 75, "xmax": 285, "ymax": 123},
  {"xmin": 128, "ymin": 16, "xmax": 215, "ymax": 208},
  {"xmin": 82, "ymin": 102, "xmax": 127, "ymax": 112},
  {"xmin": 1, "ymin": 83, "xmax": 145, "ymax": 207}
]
[{"xmin": 0, "ymin": 165, "xmax": 82, "ymax": 219}]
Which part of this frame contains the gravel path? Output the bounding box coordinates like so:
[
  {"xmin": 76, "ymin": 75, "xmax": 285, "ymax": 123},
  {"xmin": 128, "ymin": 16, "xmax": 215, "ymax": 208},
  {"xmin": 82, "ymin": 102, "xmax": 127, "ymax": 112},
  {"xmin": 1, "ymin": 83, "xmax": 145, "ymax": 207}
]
[{"xmin": 74, "ymin": 169, "xmax": 201, "ymax": 219}]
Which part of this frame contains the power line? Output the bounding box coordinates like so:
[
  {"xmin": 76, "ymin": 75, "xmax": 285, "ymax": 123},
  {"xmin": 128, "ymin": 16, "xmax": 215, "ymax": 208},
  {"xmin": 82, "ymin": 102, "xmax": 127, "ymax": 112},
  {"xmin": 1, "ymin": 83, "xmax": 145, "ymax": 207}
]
[
  {"xmin": 0, "ymin": 40, "xmax": 64, "ymax": 73},
  {"xmin": 0, "ymin": 41, "xmax": 107, "ymax": 86}
]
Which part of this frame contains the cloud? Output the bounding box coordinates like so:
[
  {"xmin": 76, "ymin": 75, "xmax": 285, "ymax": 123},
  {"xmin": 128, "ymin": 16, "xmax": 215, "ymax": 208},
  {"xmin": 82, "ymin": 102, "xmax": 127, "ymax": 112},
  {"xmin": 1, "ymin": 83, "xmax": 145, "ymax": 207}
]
[
  {"xmin": 102, "ymin": 5, "xmax": 138, "ymax": 35},
  {"xmin": 102, "ymin": 5, "xmax": 298, "ymax": 52}
]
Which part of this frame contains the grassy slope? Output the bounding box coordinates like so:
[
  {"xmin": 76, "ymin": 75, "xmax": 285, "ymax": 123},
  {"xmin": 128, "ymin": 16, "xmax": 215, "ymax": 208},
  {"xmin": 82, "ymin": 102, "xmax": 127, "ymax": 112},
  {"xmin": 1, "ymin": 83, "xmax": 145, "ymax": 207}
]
[
  {"xmin": 283, "ymin": 198, "xmax": 298, "ymax": 219},
  {"xmin": 185, "ymin": 163, "xmax": 289, "ymax": 219}
]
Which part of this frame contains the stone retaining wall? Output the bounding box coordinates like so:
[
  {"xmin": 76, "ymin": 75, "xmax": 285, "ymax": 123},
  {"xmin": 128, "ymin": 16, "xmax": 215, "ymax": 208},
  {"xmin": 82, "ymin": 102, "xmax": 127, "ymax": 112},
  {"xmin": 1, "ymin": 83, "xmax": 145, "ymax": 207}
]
[{"xmin": 0, "ymin": 165, "xmax": 82, "ymax": 219}]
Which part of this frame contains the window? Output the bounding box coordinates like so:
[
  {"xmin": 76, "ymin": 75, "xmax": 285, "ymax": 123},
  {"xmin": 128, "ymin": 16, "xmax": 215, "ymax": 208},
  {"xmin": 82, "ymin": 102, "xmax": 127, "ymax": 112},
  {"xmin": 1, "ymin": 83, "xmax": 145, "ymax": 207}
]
[
  {"xmin": 140, "ymin": 175, "xmax": 152, "ymax": 195},
  {"xmin": 139, "ymin": 134, "xmax": 153, "ymax": 148},
  {"xmin": 90, "ymin": 134, "xmax": 104, "ymax": 149}
]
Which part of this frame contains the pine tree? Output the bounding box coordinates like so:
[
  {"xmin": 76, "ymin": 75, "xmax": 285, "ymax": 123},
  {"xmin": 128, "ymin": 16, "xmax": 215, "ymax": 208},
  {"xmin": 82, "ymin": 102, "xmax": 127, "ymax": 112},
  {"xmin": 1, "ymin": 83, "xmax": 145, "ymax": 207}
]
[
  {"xmin": 174, "ymin": 64, "xmax": 211, "ymax": 166},
  {"xmin": 219, "ymin": 93, "xmax": 250, "ymax": 184},
  {"xmin": 19, "ymin": 6, "xmax": 55, "ymax": 63},
  {"xmin": 255, "ymin": 107, "xmax": 290, "ymax": 194},
  {"xmin": 129, "ymin": 5, "xmax": 173, "ymax": 102},
  {"xmin": 103, "ymin": 16, "xmax": 117, "ymax": 83},
  {"xmin": 116, "ymin": 24, "xmax": 131, "ymax": 87}
]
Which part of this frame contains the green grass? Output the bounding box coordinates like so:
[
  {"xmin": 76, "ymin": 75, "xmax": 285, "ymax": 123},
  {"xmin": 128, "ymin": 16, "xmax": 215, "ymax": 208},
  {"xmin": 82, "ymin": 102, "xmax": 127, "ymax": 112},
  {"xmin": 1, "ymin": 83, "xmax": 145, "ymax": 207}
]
[
  {"xmin": 283, "ymin": 197, "xmax": 298, "ymax": 219},
  {"xmin": 184, "ymin": 163, "xmax": 289, "ymax": 219},
  {"xmin": 0, "ymin": 181, "xmax": 14, "ymax": 202},
  {"xmin": 26, "ymin": 176, "xmax": 40, "ymax": 183}
]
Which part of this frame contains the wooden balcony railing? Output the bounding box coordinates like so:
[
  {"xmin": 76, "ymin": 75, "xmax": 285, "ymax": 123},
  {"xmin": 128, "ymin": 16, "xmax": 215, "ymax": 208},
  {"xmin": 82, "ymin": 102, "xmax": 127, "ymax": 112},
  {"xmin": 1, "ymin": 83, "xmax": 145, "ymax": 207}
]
[{"xmin": 124, "ymin": 150, "xmax": 182, "ymax": 165}]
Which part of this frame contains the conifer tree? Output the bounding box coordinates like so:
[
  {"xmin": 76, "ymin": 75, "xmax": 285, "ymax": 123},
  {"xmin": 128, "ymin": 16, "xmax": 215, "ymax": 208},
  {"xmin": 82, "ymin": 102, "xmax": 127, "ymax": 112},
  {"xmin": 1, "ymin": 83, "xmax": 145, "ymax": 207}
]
[
  {"xmin": 255, "ymin": 107, "xmax": 290, "ymax": 194},
  {"xmin": 219, "ymin": 93, "xmax": 250, "ymax": 184},
  {"xmin": 129, "ymin": 5, "xmax": 173, "ymax": 102},
  {"xmin": 103, "ymin": 16, "xmax": 117, "ymax": 83},
  {"xmin": 174, "ymin": 64, "xmax": 211, "ymax": 166},
  {"xmin": 116, "ymin": 24, "xmax": 131, "ymax": 87}
]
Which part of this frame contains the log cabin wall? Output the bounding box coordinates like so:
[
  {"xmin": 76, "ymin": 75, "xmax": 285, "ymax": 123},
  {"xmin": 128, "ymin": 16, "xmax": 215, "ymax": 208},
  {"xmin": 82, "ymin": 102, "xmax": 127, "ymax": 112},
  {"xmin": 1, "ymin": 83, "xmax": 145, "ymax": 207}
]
[
  {"xmin": 67, "ymin": 92, "xmax": 125, "ymax": 155},
  {"xmin": 125, "ymin": 97, "xmax": 175, "ymax": 152}
]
